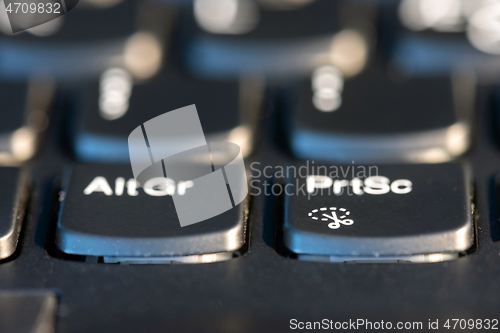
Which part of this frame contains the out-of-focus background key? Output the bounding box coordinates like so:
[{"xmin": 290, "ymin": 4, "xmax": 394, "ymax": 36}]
[
  {"xmin": 284, "ymin": 64, "xmax": 475, "ymax": 163},
  {"xmin": 384, "ymin": 0, "xmax": 500, "ymax": 77},
  {"xmin": 0, "ymin": 79, "xmax": 53, "ymax": 165},
  {"xmin": 181, "ymin": 0, "xmax": 375, "ymax": 79},
  {"xmin": 0, "ymin": 0, "xmax": 172, "ymax": 80},
  {"xmin": 69, "ymin": 64, "xmax": 262, "ymax": 162}
]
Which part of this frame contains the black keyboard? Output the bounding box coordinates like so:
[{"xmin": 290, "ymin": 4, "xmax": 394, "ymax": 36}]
[{"xmin": 0, "ymin": 0, "xmax": 499, "ymax": 332}]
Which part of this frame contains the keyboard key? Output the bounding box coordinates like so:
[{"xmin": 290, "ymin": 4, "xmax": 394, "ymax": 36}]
[
  {"xmin": 286, "ymin": 67, "xmax": 474, "ymax": 163},
  {"xmin": 71, "ymin": 65, "xmax": 261, "ymax": 162},
  {"xmin": 56, "ymin": 164, "xmax": 248, "ymax": 263},
  {"xmin": 283, "ymin": 163, "xmax": 473, "ymax": 263},
  {"xmin": 0, "ymin": 0, "xmax": 171, "ymax": 80},
  {"xmin": 0, "ymin": 79, "xmax": 53, "ymax": 165},
  {"xmin": 182, "ymin": 0, "xmax": 372, "ymax": 79},
  {"xmin": 0, "ymin": 168, "xmax": 29, "ymax": 260},
  {"xmin": 385, "ymin": 0, "xmax": 500, "ymax": 75},
  {"xmin": 0, "ymin": 291, "xmax": 57, "ymax": 333}
]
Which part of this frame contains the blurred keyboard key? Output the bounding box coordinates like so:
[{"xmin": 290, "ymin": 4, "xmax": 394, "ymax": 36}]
[
  {"xmin": 56, "ymin": 165, "xmax": 247, "ymax": 263},
  {"xmin": 183, "ymin": 0, "xmax": 372, "ymax": 79},
  {"xmin": 284, "ymin": 163, "xmax": 473, "ymax": 262},
  {"xmin": 0, "ymin": 291, "xmax": 57, "ymax": 333},
  {"xmin": 71, "ymin": 65, "xmax": 261, "ymax": 162},
  {"xmin": 0, "ymin": 0, "xmax": 172, "ymax": 80},
  {"xmin": 0, "ymin": 79, "xmax": 53, "ymax": 165},
  {"xmin": 384, "ymin": 0, "xmax": 500, "ymax": 76},
  {"xmin": 0, "ymin": 168, "xmax": 29, "ymax": 260},
  {"xmin": 286, "ymin": 67, "xmax": 475, "ymax": 163}
]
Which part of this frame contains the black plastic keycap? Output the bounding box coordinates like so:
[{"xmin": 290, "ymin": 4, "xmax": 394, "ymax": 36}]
[
  {"xmin": 182, "ymin": 0, "xmax": 347, "ymax": 78},
  {"xmin": 283, "ymin": 163, "xmax": 473, "ymax": 262},
  {"xmin": 71, "ymin": 65, "xmax": 259, "ymax": 162},
  {"xmin": 56, "ymin": 165, "xmax": 248, "ymax": 263},
  {"xmin": 0, "ymin": 0, "xmax": 171, "ymax": 79},
  {"xmin": 285, "ymin": 67, "xmax": 474, "ymax": 163}
]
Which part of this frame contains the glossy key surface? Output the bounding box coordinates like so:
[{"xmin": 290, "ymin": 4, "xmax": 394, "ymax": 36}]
[
  {"xmin": 56, "ymin": 165, "xmax": 248, "ymax": 262},
  {"xmin": 284, "ymin": 163, "xmax": 473, "ymax": 260},
  {"xmin": 285, "ymin": 67, "xmax": 474, "ymax": 163},
  {"xmin": 71, "ymin": 65, "xmax": 260, "ymax": 162}
]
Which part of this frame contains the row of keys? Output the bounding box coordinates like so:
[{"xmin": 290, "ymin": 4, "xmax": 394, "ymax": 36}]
[
  {"xmin": 0, "ymin": 0, "xmax": 365, "ymax": 80},
  {"xmin": 0, "ymin": 162, "xmax": 474, "ymax": 264},
  {"xmin": 0, "ymin": 0, "xmax": 487, "ymax": 168},
  {"xmin": 70, "ymin": 66, "xmax": 475, "ymax": 165},
  {"xmin": 5, "ymin": 0, "xmax": 499, "ymax": 81},
  {"xmin": 1, "ymin": 56, "xmax": 474, "ymax": 166},
  {"xmin": 0, "ymin": 68, "xmax": 478, "ymax": 166},
  {"xmin": 0, "ymin": 0, "xmax": 487, "ymax": 266}
]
